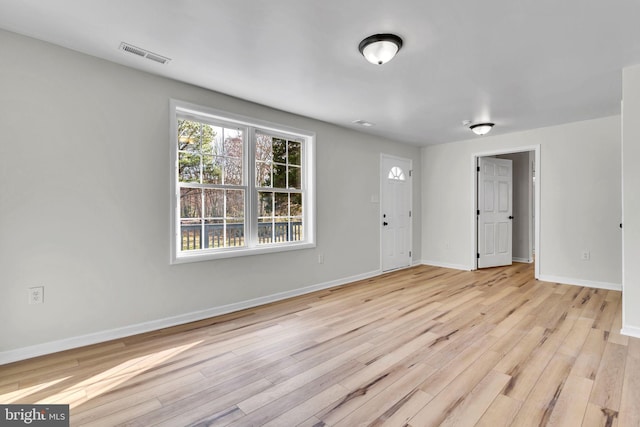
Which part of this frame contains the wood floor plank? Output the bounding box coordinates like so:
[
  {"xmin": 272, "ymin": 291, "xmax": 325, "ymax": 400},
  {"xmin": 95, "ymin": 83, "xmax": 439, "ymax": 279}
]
[
  {"xmin": 589, "ymin": 341, "xmax": 627, "ymax": 412},
  {"xmin": 475, "ymin": 394, "xmax": 521, "ymax": 427},
  {"xmin": 545, "ymin": 375, "xmax": 593, "ymax": 427},
  {"xmin": 410, "ymin": 350, "xmax": 504, "ymax": 426},
  {"xmin": 618, "ymin": 338, "xmax": 640, "ymax": 427},
  {"xmin": 2, "ymin": 262, "xmax": 638, "ymax": 427},
  {"xmin": 236, "ymin": 343, "xmax": 371, "ymax": 414},
  {"xmin": 582, "ymin": 402, "xmax": 619, "ymax": 427},
  {"xmin": 571, "ymin": 328, "xmax": 610, "ymax": 381},
  {"xmin": 438, "ymin": 370, "xmax": 511, "ymax": 427},
  {"xmin": 508, "ymin": 352, "xmax": 574, "ymax": 427},
  {"xmin": 369, "ymin": 389, "xmax": 434, "ymax": 427},
  {"xmin": 262, "ymin": 383, "xmax": 347, "ymax": 427},
  {"xmin": 327, "ymin": 362, "xmax": 436, "ymax": 426}
]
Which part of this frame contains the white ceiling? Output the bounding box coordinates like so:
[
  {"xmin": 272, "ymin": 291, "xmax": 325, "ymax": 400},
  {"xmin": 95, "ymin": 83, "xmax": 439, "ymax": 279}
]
[{"xmin": 1, "ymin": 0, "xmax": 639, "ymax": 145}]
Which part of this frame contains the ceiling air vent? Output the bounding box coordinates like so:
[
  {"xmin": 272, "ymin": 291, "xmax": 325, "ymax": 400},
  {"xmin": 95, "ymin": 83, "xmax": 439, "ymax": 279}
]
[{"xmin": 119, "ymin": 42, "xmax": 171, "ymax": 65}]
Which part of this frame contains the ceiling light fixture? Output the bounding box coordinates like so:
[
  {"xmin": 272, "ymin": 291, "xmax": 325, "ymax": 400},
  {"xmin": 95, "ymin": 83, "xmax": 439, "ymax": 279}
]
[
  {"xmin": 469, "ymin": 122, "xmax": 495, "ymax": 136},
  {"xmin": 352, "ymin": 119, "xmax": 375, "ymax": 127},
  {"xmin": 358, "ymin": 34, "xmax": 403, "ymax": 65}
]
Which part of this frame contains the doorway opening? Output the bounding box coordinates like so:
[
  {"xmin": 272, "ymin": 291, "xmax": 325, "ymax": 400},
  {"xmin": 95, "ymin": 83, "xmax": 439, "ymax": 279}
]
[{"xmin": 472, "ymin": 146, "xmax": 540, "ymax": 279}]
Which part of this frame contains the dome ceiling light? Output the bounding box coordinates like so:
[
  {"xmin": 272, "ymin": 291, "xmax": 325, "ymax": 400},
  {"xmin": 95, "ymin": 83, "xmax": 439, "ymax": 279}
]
[
  {"xmin": 469, "ymin": 122, "xmax": 495, "ymax": 136},
  {"xmin": 358, "ymin": 34, "xmax": 403, "ymax": 65}
]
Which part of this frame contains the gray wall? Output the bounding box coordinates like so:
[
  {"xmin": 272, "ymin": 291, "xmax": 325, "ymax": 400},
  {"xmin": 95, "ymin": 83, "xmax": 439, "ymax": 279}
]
[
  {"xmin": 622, "ymin": 65, "xmax": 640, "ymax": 336},
  {"xmin": 422, "ymin": 116, "xmax": 622, "ymax": 288},
  {"xmin": 0, "ymin": 30, "xmax": 422, "ymax": 359}
]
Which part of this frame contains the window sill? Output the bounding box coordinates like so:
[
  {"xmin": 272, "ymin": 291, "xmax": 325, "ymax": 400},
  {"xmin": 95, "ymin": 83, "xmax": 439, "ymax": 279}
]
[{"xmin": 171, "ymin": 241, "xmax": 316, "ymax": 264}]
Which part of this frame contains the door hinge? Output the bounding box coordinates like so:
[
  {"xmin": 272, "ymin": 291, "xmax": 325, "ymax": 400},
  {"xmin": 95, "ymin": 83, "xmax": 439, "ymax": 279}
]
[
  {"xmin": 477, "ymin": 209, "xmax": 480, "ymax": 215},
  {"xmin": 477, "ymin": 253, "xmax": 480, "ymax": 259},
  {"xmin": 409, "ymin": 170, "xmax": 412, "ymax": 177},
  {"xmin": 477, "ymin": 166, "xmax": 480, "ymax": 172},
  {"xmin": 409, "ymin": 251, "xmax": 412, "ymax": 257},
  {"xmin": 409, "ymin": 210, "xmax": 412, "ymax": 217}
]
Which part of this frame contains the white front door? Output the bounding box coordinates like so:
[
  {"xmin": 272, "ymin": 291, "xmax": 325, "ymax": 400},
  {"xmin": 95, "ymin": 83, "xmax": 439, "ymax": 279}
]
[
  {"xmin": 381, "ymin": 155, "xmax": 412, "ymax": 272},
  {"xmin": 478, "ymin": 157, "xmax": 513, "ymax": 268}
]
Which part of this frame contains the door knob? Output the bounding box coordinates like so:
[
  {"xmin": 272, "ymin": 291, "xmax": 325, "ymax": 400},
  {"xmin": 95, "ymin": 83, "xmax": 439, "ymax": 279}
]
[
  {"xmin": 383, "ymin": 221, "xmax": 388, "ymax": 226},
  {"xmin": 508, "ymin": 216, "xmax": 514, "ymax": 220}
]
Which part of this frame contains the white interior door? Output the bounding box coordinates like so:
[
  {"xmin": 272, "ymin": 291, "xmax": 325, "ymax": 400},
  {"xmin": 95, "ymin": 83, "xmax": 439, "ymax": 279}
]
[
  {"xmin": 478, "ymin": 157, "xmax": 513, "ymax": 268},
  {"xmin": 381, "ymin": 155, "xmax": 412, "ymax": 272}
]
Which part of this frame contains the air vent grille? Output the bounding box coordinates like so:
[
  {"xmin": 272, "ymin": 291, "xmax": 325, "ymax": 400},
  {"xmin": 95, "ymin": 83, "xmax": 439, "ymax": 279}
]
[{"xmin": 119, "ymin": 42, "xmax": 171, "ymax": 65}]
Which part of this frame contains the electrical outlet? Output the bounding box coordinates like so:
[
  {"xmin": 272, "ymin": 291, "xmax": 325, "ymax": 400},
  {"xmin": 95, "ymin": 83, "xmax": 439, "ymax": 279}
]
[
  {"xmin": 318, "ymin": 254, "xmax": 324, "ymax": 264},
  {"xmin": 581, "ymin": 250, "xmax": 590, "ymax": 261},
  {"xmin": 28, "ymin": 286, "xmax": 44, "ymax": 304}
]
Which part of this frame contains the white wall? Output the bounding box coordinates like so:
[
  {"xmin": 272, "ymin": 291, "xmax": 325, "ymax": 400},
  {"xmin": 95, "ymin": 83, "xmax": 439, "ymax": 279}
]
[
  {"xmin": 0, "ymin": 30, "xmax": 422, "ymax": 361},
  {"xmin": 422, "ymin": 116, "xmax": 622, "ymax": 288},
  {"xmin": 622, "ymin": 65, "xmax": 640, "ymax": 336},
  {"xmin": 496, "ymin": 152, "xmax": 533, "ymax": 262}
]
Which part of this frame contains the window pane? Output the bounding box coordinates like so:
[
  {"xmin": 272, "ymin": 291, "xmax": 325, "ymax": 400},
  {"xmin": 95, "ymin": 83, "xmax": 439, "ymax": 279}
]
[
  {"xmin": 256, "ymin": 161, "xmax": 271, "ymax": 187},
  {"xmin": 273, "ymin": 164, "xmax": 286, "ymax": 188},
  {"xmin": 202, "ymin": 155, "xmax": 223, "ymax": 184},
  {"xmin": 204, "ymin": 219, "xmax": 224, "ymax": 248},
  {"xmin": 256, "ymin": 133, "xmax": 272, "ymax": 162},
  {"xmin": 288, "ymin": 141, "xmax": 301, "ymax": 165},
  {"xmin": 274, "ymin": 218, "xmax": 289, "ymax": 242},
  {"xmin": 177, "ymin": 120, "xmax": 201, "ymax": 153},
  {"xmin": 273, "ymin": 138, "xmax": 287, "ymax": 163},
  {"xmin": 258, "ymin": 218, "xmax": 273, "ymax": 244},
  {"xmin": 224, "ymin": 158, "xmax": 243, "ymax": 185},
  {"xmin": 181, "ymin": 219, "xmax": 201, "ymax": 251},
  {"xmin": 290, "ymin": 193, "xmax": 302, "ymax": 216},
  {"xmin": 224, "ymin": 129, "xmax": 243, "ymax": 158},
  {"xmin": 204, "ymin": 189, "xmax": 224, "ymax": 218},
  {"xmin": 290, "ymin": 220, "xmax": 303, "ymax": 241},
  {"xmin": 226, "ymin": 189, "xmax": 244, "ymax": 218},
  {"xmin": 288, "ymin": 166, "xmax": 301, "ymax": 189},
  {"xmin": 199, "ymin": 123, "xmax": 217, "ymax": 156},
  {"xmin": 275, "ymin": 192, "xmax": 289, "ymax": 217},
  {"xmin": 200, "ymin": 125, "xmax": 222, "ymax": 156},
  {"xmin": 178, "ymin": 152, "xmax": 201, "ymax": 183},
  {"xmin": 226, "ymin": 219, "xmax": 245, "ymax": 247},
  {"xmin": 258, "ymin": 191, "xmax": 273, "ymax": 217},
  {"xmin": 180, "ymin": 188, "xmax": 201, "ymax": 218}
]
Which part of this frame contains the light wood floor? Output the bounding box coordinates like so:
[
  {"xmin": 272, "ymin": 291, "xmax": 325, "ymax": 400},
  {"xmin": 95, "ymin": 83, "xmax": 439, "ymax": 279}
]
[{"xmin": 2, "ymin": 263, "xmax": 639, "ymax": 426}]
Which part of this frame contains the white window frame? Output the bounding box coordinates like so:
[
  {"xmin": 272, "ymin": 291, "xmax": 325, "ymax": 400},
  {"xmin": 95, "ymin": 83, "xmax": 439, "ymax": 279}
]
[{"xmin": 170, "ymin": 99, "xmax": 316, "ymax": 263}]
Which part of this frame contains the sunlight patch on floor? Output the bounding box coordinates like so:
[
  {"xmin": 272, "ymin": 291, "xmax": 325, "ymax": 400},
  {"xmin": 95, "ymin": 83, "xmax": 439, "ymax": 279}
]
[
  {"xmin": 0, "ymin": 376, "xmax": 71, "ymax": 404},
  {"xmin": 26, "ymin": 341, "xmax": 203, "ymax": 408}
]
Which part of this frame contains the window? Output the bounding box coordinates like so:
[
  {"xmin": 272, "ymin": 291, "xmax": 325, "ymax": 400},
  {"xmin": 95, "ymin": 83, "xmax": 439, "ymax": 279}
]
[
  {"xmin": 170, "ymin": 100, "xmax": 315, "ymax": 263},
  {"xmin": 388, "ymin": 166, "xmax": 406, "ymax": 181}
]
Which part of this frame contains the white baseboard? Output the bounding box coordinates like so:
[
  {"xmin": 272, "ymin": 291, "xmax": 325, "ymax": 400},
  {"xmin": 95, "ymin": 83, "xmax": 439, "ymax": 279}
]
[
  {"xmin": 0, "ymin": 269, "xmax": 382, "ymax": 365},
  {"xmin": 420, "ymin": 260, "xmax": 472, "ymax": 271},
  {"xmin": 621, "ymin": 325, "xmax": 640, "ymax": 339},
  {"xmin": 512, "ymin": 257, "xmax": 533, "ymax": 263},
  {"xmin": 537, "ymin": 274, "xmax": 622, "ymax": 291}
]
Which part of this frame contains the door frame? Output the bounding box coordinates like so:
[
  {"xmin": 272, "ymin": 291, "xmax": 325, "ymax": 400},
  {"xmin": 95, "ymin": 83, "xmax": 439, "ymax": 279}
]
[
  {"xmin": 471, "ymin": 145, "xmax": 540, "ymax": 279},
  {"xmin": 380, "ymin": 153, "xmax": 413, "ymax": 272}
]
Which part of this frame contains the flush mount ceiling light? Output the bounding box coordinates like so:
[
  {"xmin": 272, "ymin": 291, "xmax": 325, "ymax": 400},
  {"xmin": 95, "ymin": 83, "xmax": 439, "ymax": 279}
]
[
  {"xmin": 358, "ymin": 34, "xmax": 403, "ymax": 65},
  {"xmin": 352, "ymin": 119, "xmax": 375, "ymax": 127},
  {"xmin": 469, "ymin": 122, "xmax": 495, "ymax": 136}
]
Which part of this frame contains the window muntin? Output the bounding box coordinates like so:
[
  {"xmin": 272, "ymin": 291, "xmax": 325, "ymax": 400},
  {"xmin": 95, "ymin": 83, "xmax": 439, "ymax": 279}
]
[{"xmin": 171, "ymin": 101, "xmax": 315, "ymax": 262}]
